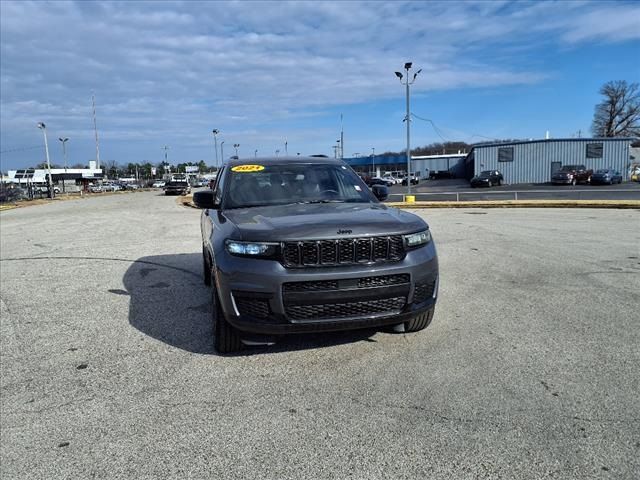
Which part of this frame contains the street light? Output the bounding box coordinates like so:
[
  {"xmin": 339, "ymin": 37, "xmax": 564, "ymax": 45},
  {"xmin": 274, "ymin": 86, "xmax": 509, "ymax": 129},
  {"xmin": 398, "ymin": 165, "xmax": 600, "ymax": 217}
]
[
  {"xmin": 395, "ymin": 62, "xmax": 421, "ymax": 195},
  {"xmin": 233, "ymin": 143, "xmax": 240, "ymax": 157},
  {"xmin": 58, "ymin": 137, "xmax": 69, "ymax": 169},
  {"xmin": 37, "ymin": 122, "xmax": 54, "ymax": 198},
  {"xmin": 275, "ymin": 149, "xmax": 280, "ymax": 157},
  {"xmin": 254, "ymin": 149, "xmax": 258, "ymax": 157},
  {"xmin": 58, "ymin": 137, "xmax": 69, "ymax": 193},
  {"xmin": 212, "ymin": 129, "xmax": 219, "ymax": 169},
  {"xmin": 220, "ymin": 141, "xmax": 225, "ymax": 164}
]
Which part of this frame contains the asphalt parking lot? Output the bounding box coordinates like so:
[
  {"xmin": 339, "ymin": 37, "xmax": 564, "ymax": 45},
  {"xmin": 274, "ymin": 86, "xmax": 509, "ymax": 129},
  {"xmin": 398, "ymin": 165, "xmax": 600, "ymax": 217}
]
[
  {"xmin": 387, "ymin": 179, "xmax": 640, "ymax": 202},
  {"xmin": 1, "ymin": 192, "xmax": 639, "ymax": 479}
]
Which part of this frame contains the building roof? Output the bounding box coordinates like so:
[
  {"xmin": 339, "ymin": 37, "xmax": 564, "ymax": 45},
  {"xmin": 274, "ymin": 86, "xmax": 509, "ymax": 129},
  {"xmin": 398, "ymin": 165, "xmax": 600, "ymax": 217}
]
[{"xmin": 471, "ymin": 137, "xmax": 637, "ymax": 149}]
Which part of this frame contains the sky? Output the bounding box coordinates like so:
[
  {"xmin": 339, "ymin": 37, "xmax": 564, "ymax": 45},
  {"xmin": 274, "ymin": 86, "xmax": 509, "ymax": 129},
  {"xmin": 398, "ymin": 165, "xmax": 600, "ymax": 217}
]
[{"xmin": 1, "ymin": 0, "xmax": 639, "ymax": 171}]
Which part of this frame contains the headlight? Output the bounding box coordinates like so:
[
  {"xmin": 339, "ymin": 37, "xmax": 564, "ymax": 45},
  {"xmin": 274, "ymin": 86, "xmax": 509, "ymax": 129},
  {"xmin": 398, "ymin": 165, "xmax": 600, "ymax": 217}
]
[
  {"xmin": 404, "ymin": 230, "xmax": 431, "ymax": 248},
  {"xmin": 225, "ymin": 240, "xmax": 279, "ymax": 258}
]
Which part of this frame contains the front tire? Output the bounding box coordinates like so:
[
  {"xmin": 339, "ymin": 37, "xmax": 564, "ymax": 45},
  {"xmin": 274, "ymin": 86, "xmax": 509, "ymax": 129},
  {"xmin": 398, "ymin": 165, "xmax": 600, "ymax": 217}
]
[
  {"xmin": 211, "ymin": 279, "xmax": 243, "ymax": 354},
  {"xmin": 404, "ymin": 307, "xmax": 435, "ymax": 332},
  {"xmin": 203, "ymin": 246, "xmax": 211, "ymax": 286}
]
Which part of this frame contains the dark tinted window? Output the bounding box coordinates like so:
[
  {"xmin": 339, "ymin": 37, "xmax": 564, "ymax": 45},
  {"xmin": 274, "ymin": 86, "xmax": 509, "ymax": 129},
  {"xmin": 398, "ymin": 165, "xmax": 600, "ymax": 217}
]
[
  {"xmin": 498, "ymin": 147, "xmax": 514, "ymax": 162},
  {"xmin": 223, "ymin": 162, "xmax": 373, "ymax": 209},
  {"xmin": 586, "ymin": 143, "xmax": 603, "ymax": 158}
]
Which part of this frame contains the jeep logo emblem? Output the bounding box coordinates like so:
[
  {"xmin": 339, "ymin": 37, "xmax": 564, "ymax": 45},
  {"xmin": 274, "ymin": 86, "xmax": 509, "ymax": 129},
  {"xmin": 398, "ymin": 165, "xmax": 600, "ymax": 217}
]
[{"xmin": 337, "ymin": 229, "xmax": 352, "ymax": 235}]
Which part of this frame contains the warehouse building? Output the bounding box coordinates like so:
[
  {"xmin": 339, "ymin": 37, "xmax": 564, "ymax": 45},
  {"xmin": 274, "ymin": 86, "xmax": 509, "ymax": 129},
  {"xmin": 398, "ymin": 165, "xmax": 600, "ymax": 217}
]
[
  {"xmin": 412, "ymin": 154, "xmax": 467, "ymax": 179},
  {"xmin": 465, "ymin": 138, "xmax": 636, "ymax": 184}
]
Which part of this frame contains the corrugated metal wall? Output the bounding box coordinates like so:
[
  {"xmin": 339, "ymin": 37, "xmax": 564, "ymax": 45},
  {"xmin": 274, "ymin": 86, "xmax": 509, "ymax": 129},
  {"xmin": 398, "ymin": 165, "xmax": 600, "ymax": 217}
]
[
  {"xmin": 473, "ymin": 139, "xmax": 634, "ymax": 184},
  {"xmin": 412, "ymin": 156, "xmax": 467, "ymax": 178}
]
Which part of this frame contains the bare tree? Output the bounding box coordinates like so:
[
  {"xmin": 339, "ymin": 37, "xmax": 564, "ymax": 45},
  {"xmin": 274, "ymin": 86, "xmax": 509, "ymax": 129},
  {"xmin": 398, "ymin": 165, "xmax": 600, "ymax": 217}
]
[{"xmin": 591, "ymin": 80, "xmax": 640, "ymax": 137}]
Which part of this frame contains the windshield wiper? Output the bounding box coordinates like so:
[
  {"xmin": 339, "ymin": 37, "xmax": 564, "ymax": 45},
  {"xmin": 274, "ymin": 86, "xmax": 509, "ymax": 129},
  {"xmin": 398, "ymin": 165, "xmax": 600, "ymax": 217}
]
[{"xmin": 296, "ymin": 199, "xmax": 345, "ymax": 204}]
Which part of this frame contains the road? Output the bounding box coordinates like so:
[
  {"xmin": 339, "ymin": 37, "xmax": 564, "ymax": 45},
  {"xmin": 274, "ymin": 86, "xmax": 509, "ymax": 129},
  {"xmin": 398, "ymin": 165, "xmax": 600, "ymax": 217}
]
[
  {"xmin": 387, "ymin": 180, "xmax": 640, "ymax": 202},
  {"xmin": 1, "ymin": 192, "xmax": 639, "ymax": 479}
]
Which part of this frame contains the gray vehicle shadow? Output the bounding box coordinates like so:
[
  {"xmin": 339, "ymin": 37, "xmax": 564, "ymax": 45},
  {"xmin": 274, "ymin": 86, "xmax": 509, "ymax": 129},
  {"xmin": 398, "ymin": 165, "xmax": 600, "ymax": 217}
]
[{"xmin": 124, "ymin": 253, "xmax": 377, "ymax": 355}]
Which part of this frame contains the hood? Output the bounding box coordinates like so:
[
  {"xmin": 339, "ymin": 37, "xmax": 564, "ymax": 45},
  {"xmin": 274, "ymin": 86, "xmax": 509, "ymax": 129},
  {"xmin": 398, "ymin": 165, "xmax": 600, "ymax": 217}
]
[
  {"xmin": 222, "ymin": 202, "xmax": 426, "ymax": 241},
  {"xmin": 471, "ymin": 176, "xmax": 490, "ymax": 181}
]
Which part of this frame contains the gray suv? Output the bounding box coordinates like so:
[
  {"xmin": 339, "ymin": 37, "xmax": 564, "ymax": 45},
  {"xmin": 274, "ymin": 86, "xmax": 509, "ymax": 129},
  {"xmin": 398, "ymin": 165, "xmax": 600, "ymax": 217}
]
[{"xmin": 194, "ymin": 157, "xmax": 439, "ymax": 353}]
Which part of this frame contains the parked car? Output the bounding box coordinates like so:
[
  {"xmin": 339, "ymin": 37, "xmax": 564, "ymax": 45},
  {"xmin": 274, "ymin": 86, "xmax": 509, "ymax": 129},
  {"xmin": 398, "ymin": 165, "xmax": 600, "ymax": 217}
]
[
  {"xmin": 164, "ymin": 181, "xmax": 191, "ymax": 195},
  {"xmin": 34, "ymin": 185, "xmax": 61, "ymax": 194},
  {"xmin": 102, "ymin": 183, "xmax": 117, "ymax": 192},
  {"xmin": 429, "ymin": 170, "xmax": 455, "ymax": 179},
  {"xmin": 89, "ymin": 184, "xmax": 103, "ymax": 193},
  {"xmin": 590, "ymin": 169, "xmax": 622, "ymax": 185},
  {"xmin": 193, "ymin": 156, "xmax": 438, "ymax": 353},
  {"xmin": 551, "ymin": 165, "xmax": 593, "ymax": 185},
  {"xmin": 401, "ymin": 172, "xmax": 420, "ymax": 186},
  {"xmin": 382, "ymin": 173, "xmax": 401, "ymax": 185},
  {"xmin": 470, "ymin": 170, "xmax": 503, "ymax": 187},
  {"xmin": 124, "ymin": 183, "xmax": 140, "ymax": 190},
  {"xmin": 152, "ymin": 180, "xmax": 166, "ymax": 188},
  {"xmin": 629, "ymin": 164, "xmax": 639, "ymax": 182},
  {"xmin": 370, "ymin": 177, "xmax": 394, "ymax": 187}
]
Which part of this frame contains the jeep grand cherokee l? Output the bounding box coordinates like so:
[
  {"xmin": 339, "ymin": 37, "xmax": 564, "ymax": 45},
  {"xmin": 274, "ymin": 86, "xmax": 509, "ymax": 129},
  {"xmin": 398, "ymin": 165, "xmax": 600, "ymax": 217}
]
[{"xmin": 194, "ymin": 157, "xmax": 439, "ymax": 353}]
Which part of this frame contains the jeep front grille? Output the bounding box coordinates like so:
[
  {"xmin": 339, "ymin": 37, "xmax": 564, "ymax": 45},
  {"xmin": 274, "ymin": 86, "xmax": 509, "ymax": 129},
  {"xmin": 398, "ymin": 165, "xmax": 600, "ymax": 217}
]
[
  {"xmin": 285, "ymin": 297, "xmax": 406, "ymax": 321},
  {"xmin": 282, "ymin": 236, "xmax": 405, "ymax": 267}
]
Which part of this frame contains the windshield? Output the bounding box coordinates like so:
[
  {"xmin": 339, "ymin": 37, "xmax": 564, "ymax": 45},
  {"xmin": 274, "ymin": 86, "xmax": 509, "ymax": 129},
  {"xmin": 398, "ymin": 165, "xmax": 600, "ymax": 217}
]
[
  {"xmin": 479, "ymin": 171, "xmax": 493, "ymax": 176},
  {"xmin": 560, "ymin": 165, "xmax": 579, "ymax": 171},
  {"xmin": 223, "ymin": 163, "xmax": 374, "ymax": 209},
  {"xmin": 595, "ymin": 169, "xmax": 610, "ymax": 173}
]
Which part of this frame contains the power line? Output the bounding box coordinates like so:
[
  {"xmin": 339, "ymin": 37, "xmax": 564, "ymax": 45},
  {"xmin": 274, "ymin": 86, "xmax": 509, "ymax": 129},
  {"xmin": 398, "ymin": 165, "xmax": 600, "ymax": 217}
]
[
  {"xmin": 411, "ymin": 113, "xmax": 448, "ymax": 142},
  {"xmin": 0, "ymin": 145, "xmax": 44, "ymax": 154}
]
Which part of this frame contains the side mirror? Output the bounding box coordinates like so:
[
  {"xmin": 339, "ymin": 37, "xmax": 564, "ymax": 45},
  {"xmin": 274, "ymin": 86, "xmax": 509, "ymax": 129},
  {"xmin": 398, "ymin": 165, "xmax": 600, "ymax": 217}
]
[
  {"xmin": 193, "ymin": 190, "xmax": 217, "ymax": 209},
  {"xmin": 371, "ymin": 184, "xmax": 388, "ymax": 201}
]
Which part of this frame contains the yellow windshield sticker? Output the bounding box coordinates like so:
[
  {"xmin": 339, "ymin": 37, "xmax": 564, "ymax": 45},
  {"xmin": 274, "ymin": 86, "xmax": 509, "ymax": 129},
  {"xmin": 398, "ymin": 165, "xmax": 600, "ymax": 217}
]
[{"xmin": 231, "ymin": 164, "xmax": 265, "ymax": 173}]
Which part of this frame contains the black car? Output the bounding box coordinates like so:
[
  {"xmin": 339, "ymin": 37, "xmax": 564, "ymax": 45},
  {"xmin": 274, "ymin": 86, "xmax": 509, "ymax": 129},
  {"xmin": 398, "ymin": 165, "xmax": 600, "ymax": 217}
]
[
  {"xmin": 369, "ymin": 177, "xmax": 394, "ymax": 187},
  {"xmin": 194, "ymin": 157, "xmax": 439, "ymax": 353},
  {"xmin": 590, "ymin": 168, "xmax": 622, "ymax": 185},
  {"xmin": 470, "ymin": 170, "xmax": 503, "ymax": 187}
]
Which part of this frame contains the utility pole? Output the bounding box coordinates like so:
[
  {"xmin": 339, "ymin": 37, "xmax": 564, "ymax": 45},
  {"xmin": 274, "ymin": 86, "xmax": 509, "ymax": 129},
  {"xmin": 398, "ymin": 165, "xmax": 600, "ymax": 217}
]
[
  {"xmin": 92, "ymin": 93, "xmax": 101, "ymax": 169},
  {"xmin": 340, "ymin": 114, "xmax": 344, "ymax": 159},
  {"xmin": 371, "ymin": 147, "xmax": 375, "ymax": 177},
  {"xmin": 395, "ymin": 62, "xmax": 421, "ymax": 195}
]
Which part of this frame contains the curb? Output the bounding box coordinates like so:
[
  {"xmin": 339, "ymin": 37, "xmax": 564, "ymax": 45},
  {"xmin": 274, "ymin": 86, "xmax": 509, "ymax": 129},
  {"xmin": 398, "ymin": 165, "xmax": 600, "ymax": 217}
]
[{"xmin": 386, "ymin": 200, "xmax": 640, "ymax": 209}]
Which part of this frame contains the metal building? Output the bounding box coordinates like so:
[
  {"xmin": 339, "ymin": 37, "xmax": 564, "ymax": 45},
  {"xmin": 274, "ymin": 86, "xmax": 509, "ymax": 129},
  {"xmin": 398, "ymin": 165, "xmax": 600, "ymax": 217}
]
[
  {"xmin": 466, "ymin": 138, "xmax": 636, "ymax": 184},
  {"xmin": 412, "ymin": 154, "xmax": 467, "ymax": 179}
]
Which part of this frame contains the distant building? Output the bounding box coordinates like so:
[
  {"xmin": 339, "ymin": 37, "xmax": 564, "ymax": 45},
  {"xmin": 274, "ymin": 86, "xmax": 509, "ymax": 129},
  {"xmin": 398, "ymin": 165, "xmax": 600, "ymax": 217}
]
[
  {"xmin": 465, "ymin": 138, "xmax": 636, "ymax": 183},
  {"xmin": 6, "ymin": 161, "xmax": 103, "ymax": 186}
]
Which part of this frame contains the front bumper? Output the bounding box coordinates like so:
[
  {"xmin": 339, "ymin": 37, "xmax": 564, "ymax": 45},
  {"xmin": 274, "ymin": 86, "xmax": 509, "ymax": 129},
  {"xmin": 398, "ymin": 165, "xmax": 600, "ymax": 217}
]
[
  {"xmin": 551, "ymin": 177, "xmax": 572, "ymax": 184},
  {"xmin": 213, "ymin": 241, "xmax": 439, "ymax": 335}
]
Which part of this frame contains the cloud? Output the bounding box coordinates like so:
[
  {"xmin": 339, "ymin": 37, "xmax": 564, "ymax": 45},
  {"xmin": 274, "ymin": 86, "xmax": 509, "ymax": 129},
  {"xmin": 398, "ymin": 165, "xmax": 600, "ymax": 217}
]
[{"xmin": 1, "ymin": 0, "xmax": 639, "ymax": 168}]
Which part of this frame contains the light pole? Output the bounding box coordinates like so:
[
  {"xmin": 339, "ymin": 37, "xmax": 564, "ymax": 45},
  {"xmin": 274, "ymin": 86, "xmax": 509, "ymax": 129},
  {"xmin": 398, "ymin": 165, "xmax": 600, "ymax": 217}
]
[
  {"xmin": 395, "ymin": 62, "xmax": 421, "ymax": 195},
  {"xmin": 233, "ymin": 143, "xmax": 240, "ymax": 157},
  {"xmin": 220, "ymin": 141, "xmax": 225, "ymax": 164},
  {"xmin": 37, "ymin": 122, "xmax": 54, "ymax": 198},
  {"xmin": 59, "ymin": 137, "xmax": 69, "ymax": 192},
  {"xmin": 371, "ymin": 147, "xmax": 375, "ymax": 177},
  {"xmin": 254, "ymin": 149, "xmax": 258, "ymax": 157},
  {"xmin": 212, "ymin": 129, "xmax": 219, "ymax": 169},
  {"xmin": 284, "ymin": 140, "xmax": 288, "ymax": 155},
  {"xmin": 275, "ymin": 149, "xmax": 280, "ymax": 157}
]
